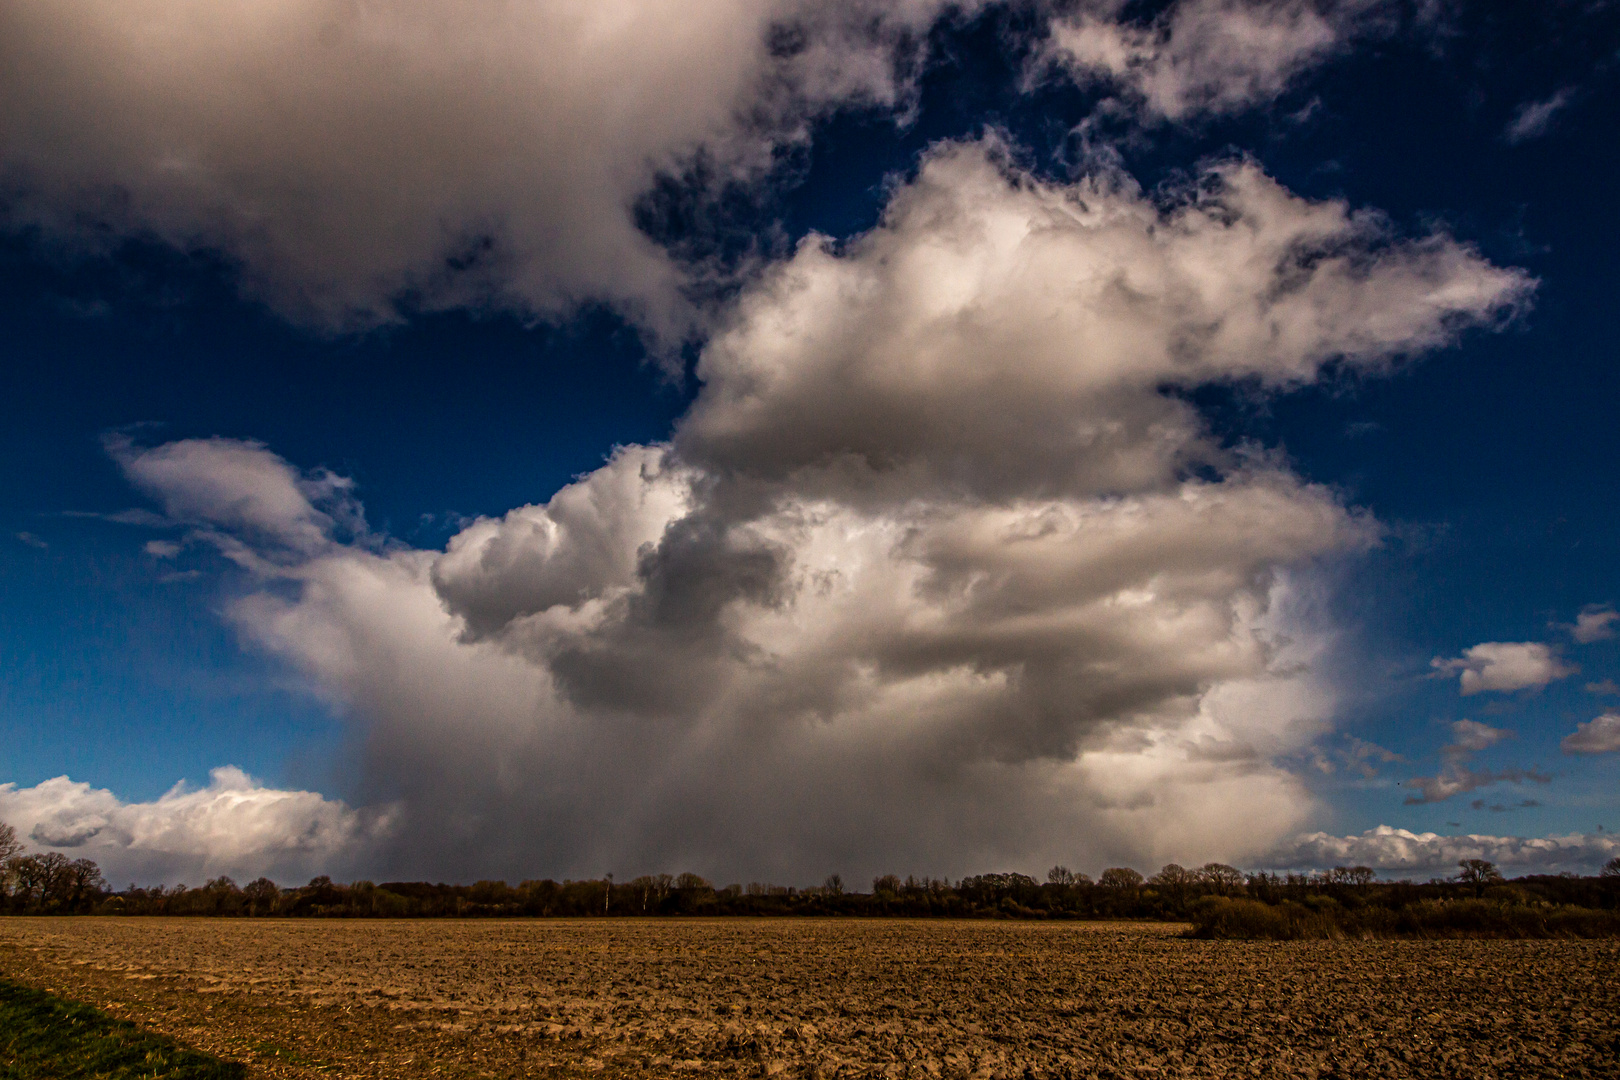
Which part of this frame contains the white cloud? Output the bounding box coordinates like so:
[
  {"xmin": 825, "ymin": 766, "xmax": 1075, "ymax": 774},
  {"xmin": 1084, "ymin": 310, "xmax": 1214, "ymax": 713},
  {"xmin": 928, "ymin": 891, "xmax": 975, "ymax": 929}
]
[
  {"xmin": 0, "ymin": 768, "xmax": 391, "ymax": 887},
  {"xmin": 1504, "ymin": 88, "xmax": 1574, "ymax": 145},
  {"xmin": 90, "ymin": 138, "xmax": 1531, "ymax": 883},
  {"xmin": 0, "ymin": 0, "xmax": 971, "ymax": 336},
  {"xmin": 431, "ymin": 445, "xmax": 695, "ymax": 638},
  {"xmin": 1570, "ymin": 605, "xmax": 1618, "ymax": 644},
  {"xmin": 107, "ymin": 434, "xmax": 363, "ymax": 558},
  {"xmin": 681, "ymin": 139, "xmax": 1530, "ymax": 502},
  {"xmin": 1275, "ymin": 825, "xmax": 1620, "ymax": 876},
  {"xmin": 1443, "ymin": 718, "xmax": 1511, "ymax": 756},
  {"xmin": 1042, "ymin": 0, "xmax": 1393, "ymax": 123},
  {"xmin": 1432, "ymin": 641, "xmax": 1577, "ymax": 695},
  {"xmin": 1562, "ymin": 713, "xmax": 1620, "ymax": 756}
]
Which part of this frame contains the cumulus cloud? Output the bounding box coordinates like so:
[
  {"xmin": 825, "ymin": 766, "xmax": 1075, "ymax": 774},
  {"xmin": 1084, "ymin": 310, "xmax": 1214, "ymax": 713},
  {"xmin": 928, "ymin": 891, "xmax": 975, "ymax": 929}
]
[
  {"xmin": 0, "ymin": 0, "xmax": 971, "ymax": 335},
  {"xmin": 681, "ymin": 139, "xmax": 1530, "ymax": 502},
  {"xmin": 1569, "ymin": 605, "xmax": 1618, "ymax": 644},
  {"xmin": 1504, "ymin": 88, "xmax": 1574, "ymax": 145},
  {"xmin": 95, "ymin": 138, "xmax": 1529, "ymax": 883},
  {"xmin": 1562, "ymin": 713, "xmax": 1620, "ymax": 756},
  {"xmin": 1042, "ymin": 0, "xmax": 1394, "ymax": 122},
  {"xmin": 0, "ymin": 768, "xmax": 390, "ymax": 887},
  {"xmin": 1432, "ymin": 641, "xmax": 1577, "ymax": 695},
  {"xmin": 1274, "ymin": 825, "xmax": 1620, "ymax": 876}
]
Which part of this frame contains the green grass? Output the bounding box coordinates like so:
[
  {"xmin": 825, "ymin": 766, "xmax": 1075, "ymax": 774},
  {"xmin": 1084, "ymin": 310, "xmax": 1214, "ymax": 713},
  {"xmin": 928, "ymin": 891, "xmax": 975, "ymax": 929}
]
[{"xmin": 0, "ymin": 979, "xmax": 245, "ymax": 1080}]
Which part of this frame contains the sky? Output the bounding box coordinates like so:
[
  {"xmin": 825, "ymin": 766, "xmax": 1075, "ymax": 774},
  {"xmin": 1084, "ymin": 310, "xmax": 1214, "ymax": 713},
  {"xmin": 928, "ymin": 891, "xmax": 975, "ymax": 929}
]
[{"xmin": 1, "ymin": 0, "xmax": 1618, "ymax": 887}]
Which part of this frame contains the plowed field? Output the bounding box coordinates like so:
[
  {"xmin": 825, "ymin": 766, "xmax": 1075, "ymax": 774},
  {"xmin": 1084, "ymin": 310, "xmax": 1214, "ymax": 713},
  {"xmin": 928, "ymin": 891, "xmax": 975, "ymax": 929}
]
[{"xmin": 1, "ymin": 918, "xmax": 1614, "ymax": 1080}]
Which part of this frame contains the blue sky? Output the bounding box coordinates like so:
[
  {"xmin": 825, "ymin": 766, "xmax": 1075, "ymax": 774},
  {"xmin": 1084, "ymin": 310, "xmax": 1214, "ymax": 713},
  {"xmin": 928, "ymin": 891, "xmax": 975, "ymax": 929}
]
[{"xmin": 1, "ymin": 0, "xmax": 1617, "ymax": 884}]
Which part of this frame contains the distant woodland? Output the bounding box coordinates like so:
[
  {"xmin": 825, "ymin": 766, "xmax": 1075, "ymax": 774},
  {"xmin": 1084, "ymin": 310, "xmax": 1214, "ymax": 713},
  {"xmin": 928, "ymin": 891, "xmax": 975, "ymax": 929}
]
[{"xmin": 3, "ymin": 822, "xmax": 1618, "ymax": 937}]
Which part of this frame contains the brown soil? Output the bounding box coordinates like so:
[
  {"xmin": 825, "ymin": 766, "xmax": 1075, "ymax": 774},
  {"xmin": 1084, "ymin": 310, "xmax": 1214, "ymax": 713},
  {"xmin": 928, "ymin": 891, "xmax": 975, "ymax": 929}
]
[{"xmin": 1, "ymin": 918, "xmax": 1614, "ymax": 1079}]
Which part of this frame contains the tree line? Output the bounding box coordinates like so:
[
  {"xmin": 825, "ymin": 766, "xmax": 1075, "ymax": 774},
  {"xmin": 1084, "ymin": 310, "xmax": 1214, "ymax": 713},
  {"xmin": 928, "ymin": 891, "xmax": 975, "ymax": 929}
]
[{"xmin": 4, "ymin": 822, "xmax": 1617, "ymax": 929}]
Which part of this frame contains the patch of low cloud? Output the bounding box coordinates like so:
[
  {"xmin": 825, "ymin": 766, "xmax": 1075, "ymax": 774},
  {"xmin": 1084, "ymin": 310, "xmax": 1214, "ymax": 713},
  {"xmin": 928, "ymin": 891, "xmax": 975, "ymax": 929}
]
[
  {"xmin": 1586, "ymin": 679, "xmax": 1620, "ymax": 696},
  {"xmin": 1040, "ymin": 0, "xmax": 1398, "ymax": 123},
  {"xmin": 1274, "ymin": 825, "xmax": 1620, "ymax": 876},
  {"xmin": 0, "ymin": 769, "xmax": 392, "ymax": 887},
  {"xmin": 1567, "ymin": 605, "xmax": 1618, "ymax": 645},
  {"xmin": 1401, "ymin": 719, "xmax": 1550, "ymax": 806},
  {"xmin": 1443, "ymin": 718, "xmax": 1511, "ymax": 756},
  {"xmin": 1562, "ymin": 713, "xmax": 1620, "ymax": 756},
  {"xmin": 1504, "ymin": 88, "xmax": 1575, "ymax": 144},
  {"xmin": 1432, "ymin": 641, "xmax": 1577, "ymax": 695},
  {"xmin": 1401, "ymin": 765, "xmax": 1550, "ymax": 805},
  {"xmin": 1307, "ymin": 736, "xmax": 1402, "ymax": 779},
  {"xmin": 14, "ymin": 531, "xmax": 47, "ymax": 549},
  {"xmin": 1470, "ymin": 798, "xmax": 1540, "ymax": 812}
]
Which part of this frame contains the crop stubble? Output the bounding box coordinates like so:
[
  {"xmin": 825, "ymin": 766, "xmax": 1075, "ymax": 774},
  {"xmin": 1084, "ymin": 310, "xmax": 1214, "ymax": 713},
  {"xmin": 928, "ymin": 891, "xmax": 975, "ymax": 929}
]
[{"xmin": 0, "ymin": 918, "xmax": 1614, "ymax": 1080}]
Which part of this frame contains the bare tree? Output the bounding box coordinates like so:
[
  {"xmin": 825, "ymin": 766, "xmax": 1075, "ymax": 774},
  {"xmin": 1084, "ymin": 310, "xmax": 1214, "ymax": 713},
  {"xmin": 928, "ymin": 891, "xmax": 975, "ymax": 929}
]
[
  {"xmin": 63, "ymin": 859, "xmax": 108, "ymax": 909},
  {"xmin": 0, "ymin": 821, "xmax": 21, "ymax": 900},
  {"xmin": 1455, "ymin": 858, "xmax": 1504, "ymax": 896},
  {"xmin": 1198, "ymin": 863, "xmax": 1245, "ymax": 892},
  {"xmin": 1098, "ymin": 867, "xmax": 1143, "ymax": 888},
  {"xmin": 7, "ymin": 852, "xmax": 101, "ymax": 910},
  {"xmin": 0, "ymin": 821, "xmax": 21, "ymax": 863},
  {"xmin": 1601, "ymin": 856, "xmax": 1620, "ymax": 879},
  {"xmin": 1327, "ymin": 865, "xmax": 1376, "ymax": 888},
  {"xmin": 1047, "ymin": 866, "xmax": 1076, "ymax": 886},
  {"xmin": 244, "ymin": 877, "xmax": 280, "ymax": 915},
  {"xmin": 1149, "ymin": 864, "xmax": 1196, "ymax": 887}
]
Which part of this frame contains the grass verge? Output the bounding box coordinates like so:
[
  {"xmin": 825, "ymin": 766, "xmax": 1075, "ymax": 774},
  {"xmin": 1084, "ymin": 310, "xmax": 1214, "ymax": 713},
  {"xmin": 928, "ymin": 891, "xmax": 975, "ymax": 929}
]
[{"xmin": 0, "ymin": 978, "xmax": 245, "ymax": 1080}]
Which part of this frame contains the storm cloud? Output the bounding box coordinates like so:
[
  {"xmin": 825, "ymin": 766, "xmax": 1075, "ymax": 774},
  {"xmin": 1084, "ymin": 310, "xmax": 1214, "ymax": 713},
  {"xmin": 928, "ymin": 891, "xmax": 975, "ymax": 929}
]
[{"xmin": 36, "ymin": 138, "xmax": 1533, "ymax": 885}]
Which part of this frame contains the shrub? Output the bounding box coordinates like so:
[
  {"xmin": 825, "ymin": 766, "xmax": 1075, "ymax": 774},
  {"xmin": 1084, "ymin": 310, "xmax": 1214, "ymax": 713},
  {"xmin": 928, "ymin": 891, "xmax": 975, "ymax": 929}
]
[{"xmin": 1186, "ymin": 897, "xmax": 1339, "ymax": 940}]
